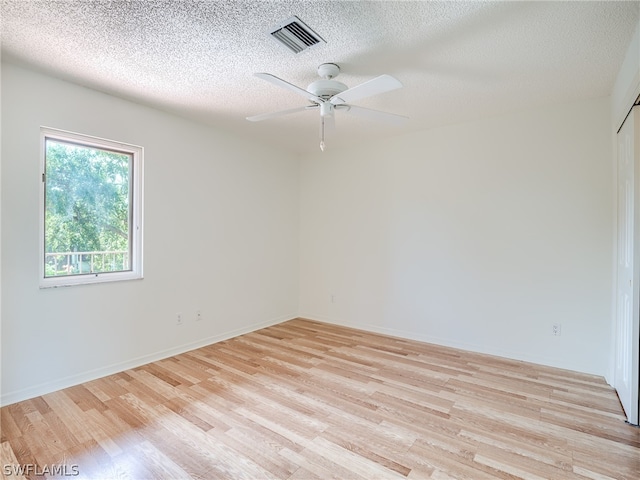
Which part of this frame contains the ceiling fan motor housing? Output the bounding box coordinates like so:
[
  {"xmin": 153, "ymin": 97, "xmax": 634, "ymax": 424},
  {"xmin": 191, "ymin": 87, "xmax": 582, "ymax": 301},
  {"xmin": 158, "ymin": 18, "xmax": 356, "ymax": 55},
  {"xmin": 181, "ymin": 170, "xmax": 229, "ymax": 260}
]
[{"xmin": 307, "ymin": 79, "xmax": 348, "ymax": 100}]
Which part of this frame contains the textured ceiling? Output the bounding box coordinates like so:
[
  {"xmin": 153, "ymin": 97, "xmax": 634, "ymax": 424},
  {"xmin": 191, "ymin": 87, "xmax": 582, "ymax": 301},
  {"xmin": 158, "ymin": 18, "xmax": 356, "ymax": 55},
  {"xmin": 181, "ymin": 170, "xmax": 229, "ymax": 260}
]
[{"xmin": 1, "ymin": 1, "xmax": 639, "ymax": 155}]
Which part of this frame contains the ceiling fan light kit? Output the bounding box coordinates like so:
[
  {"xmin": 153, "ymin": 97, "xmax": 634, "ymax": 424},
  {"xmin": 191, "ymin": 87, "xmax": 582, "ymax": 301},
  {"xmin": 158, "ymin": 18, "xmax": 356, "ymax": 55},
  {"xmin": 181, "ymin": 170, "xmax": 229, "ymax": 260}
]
[{"xmin": 247, "ymin": 63, "xmax": 408, "ymax": 151}]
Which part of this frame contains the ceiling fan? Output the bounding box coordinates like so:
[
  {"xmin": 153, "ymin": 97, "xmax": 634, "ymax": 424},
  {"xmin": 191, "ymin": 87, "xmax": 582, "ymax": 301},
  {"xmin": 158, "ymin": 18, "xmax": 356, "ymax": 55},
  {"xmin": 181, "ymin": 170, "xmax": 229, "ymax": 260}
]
[{"xmin": 247, "ymin": 63, "xmax": 408, "ymax": 151}]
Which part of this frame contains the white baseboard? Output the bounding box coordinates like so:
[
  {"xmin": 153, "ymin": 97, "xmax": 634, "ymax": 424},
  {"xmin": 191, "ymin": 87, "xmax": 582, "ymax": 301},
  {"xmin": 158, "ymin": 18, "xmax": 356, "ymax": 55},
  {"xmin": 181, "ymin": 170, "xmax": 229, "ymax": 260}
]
[
  {"xmin": 299, "ymin": 313, "xmax": 604, "ymax": 378},
  {"xmin": 0, "ymin": 313, "xmax": 296, "ymax": 406},
  {"xmin": 3, "ymin": 312, "xmax": 607, "ymax": 406}
]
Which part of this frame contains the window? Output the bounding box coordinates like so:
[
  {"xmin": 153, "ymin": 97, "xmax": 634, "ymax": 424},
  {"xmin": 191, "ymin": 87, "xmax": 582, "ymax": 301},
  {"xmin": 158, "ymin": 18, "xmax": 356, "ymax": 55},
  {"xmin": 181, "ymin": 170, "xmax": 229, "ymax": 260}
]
[{"xmin": 40, "ymin": 127, "xmax": 143, "ymax": 287}]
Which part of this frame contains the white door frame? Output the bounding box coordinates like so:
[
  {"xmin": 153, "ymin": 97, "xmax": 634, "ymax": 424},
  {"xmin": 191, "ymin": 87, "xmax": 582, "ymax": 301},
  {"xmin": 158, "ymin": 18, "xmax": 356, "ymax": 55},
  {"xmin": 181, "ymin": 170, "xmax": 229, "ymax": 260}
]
[{"xmin": 614, "ymin": 105, "xmax": 640, "ymax": 426}]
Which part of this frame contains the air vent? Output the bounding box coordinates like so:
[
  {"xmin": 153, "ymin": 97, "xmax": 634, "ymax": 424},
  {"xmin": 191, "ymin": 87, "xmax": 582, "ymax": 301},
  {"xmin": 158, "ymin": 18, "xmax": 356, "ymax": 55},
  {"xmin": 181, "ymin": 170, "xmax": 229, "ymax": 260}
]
[{"xmin": 269, "ymin": 16, "xmax": 325, "ymax": 54}]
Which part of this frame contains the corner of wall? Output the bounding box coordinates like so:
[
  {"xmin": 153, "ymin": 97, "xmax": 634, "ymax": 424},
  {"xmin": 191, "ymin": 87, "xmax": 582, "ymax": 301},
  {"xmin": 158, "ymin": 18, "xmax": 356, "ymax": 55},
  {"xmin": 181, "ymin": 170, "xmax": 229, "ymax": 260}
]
[{"xmin": 612, "ymin": 19, "xmax": 640, "ymax": 131}]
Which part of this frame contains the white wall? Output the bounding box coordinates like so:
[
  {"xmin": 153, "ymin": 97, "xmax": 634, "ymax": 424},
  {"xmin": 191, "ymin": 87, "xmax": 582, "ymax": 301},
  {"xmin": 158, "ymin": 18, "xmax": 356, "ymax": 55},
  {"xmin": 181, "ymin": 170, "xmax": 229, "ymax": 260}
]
[
  {"xmin": 0, "ymin": 60, "xmax": 617, "ymax": 404},
  {"xmin": 0, "ymin": 63, "xmax": 300, "ymax": 405},
  {"xmin": 299, "ymin": 98, "xmax": 613, "ymax": 376}
]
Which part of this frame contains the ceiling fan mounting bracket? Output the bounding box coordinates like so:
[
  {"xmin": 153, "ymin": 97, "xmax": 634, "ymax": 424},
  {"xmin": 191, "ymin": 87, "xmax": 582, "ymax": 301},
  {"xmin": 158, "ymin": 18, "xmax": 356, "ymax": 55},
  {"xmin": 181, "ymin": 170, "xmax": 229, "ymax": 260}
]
[{"xmin": 317, "ymin": 63, "xmax": 340, "ymax": 79}]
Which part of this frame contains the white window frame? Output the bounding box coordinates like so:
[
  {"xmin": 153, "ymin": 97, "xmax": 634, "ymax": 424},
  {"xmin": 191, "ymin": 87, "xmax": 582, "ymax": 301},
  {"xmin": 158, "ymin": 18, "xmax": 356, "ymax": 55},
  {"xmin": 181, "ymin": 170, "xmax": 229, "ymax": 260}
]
[{"xmin": 39, "ymin": 127, "xmax": 144, "ymax": 288}]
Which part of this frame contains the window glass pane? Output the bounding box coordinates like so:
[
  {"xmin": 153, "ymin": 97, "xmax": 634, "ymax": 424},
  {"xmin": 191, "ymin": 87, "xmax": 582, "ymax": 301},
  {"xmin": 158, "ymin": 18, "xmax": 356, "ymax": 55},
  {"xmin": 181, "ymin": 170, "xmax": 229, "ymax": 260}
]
[{"xmin": 44, "ymin": 139, "xmax": 132, "ymax": 277}]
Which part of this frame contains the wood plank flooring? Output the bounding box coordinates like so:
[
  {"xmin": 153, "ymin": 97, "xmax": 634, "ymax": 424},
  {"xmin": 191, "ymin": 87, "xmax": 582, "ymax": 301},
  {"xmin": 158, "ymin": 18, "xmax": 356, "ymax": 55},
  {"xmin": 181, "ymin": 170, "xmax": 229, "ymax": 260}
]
[{"xmin": 1, "ymin": 318, "xmax": 639, "ymax": 479}]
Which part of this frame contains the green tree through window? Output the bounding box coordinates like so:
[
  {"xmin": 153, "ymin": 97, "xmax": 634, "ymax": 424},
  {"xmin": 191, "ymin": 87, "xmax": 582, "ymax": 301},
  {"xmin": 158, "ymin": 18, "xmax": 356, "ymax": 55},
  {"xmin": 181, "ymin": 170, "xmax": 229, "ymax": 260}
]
[
  {"xmin": 40, "ymin": 129, "xmax": 143, "ymax": 286},
  {"xmin": 45, "ymin": 140, "xmax": 131, "ymax": 276}
]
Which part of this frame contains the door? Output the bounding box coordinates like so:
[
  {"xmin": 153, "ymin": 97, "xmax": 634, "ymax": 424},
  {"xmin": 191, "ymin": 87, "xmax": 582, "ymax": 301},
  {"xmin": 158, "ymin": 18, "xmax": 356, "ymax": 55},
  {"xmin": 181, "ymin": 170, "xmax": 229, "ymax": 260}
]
[{"xmin": 615, "ymin": 106, "xmax": 640, "ymax": 425}]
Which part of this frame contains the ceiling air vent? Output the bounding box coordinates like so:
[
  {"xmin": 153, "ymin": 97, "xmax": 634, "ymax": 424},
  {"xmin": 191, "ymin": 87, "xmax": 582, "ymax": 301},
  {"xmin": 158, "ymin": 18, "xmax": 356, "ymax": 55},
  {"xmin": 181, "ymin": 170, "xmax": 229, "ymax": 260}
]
[{"xmin": 269, "ymin": 16, "xmax": 325, "ymax": 54}]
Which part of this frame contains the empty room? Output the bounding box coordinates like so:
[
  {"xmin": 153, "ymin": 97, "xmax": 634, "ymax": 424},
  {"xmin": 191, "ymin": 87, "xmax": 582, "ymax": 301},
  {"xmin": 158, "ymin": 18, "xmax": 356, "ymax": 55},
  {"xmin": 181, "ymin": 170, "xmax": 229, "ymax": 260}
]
[{"xmin": 1, "ymin": 1, "xmax": 640, "ymax": 479}]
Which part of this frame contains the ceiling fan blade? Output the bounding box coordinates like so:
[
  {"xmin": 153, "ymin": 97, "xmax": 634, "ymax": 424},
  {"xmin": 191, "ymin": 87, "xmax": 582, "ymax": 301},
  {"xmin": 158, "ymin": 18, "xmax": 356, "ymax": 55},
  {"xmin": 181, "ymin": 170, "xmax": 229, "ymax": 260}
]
[
  {"xmin": 246, "ymin": 105, "xmax": 313, "ymax": 122},
  {"xmin": 344, "ymin": 105, "xmax": 408, "ymax": 126},
  {"xmin": 254, "ymin": 73, "xmax": 323, "ymax": 103},
  {"xmin": 330, "ymin": 74, "xmax": 402, "ymax": 105}
]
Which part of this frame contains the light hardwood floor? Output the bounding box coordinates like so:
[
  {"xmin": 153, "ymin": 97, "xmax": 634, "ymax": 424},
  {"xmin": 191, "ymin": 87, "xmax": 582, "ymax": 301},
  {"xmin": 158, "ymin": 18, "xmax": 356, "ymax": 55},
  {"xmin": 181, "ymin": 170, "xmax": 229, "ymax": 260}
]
[{"xmin": 1, "ymin": 318, "xmax": 639, "ymax": 479}]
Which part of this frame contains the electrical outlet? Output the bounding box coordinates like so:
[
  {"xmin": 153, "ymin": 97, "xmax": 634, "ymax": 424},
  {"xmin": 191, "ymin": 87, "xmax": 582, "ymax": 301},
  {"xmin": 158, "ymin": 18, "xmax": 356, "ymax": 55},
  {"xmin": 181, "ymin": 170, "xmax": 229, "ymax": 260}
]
[
  {"xmin": 176, "ymin": 312, "xmax": 183, "ymax": 325},
  {"xmin": 330, "ymin": 294, "xmax": 336, "ymax": 303},
  {"xmin": 552, "ymin": 323, "xmax": 561, "ymax": 336},
  {"xmin": 196, "ymin": 310, "xmax": 202, "ymax": 322}
]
